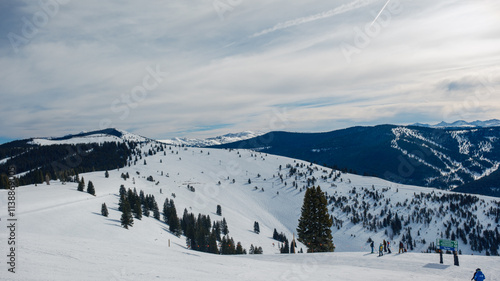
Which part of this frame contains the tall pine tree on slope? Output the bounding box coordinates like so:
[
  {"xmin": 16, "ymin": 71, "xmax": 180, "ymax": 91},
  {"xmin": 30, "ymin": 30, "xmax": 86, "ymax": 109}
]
[
  {"xmin": 87, "ymin": 181, "xmax": 95, "ymax": 196},
  {"xmin": 101, "ymin": 203, "xmax": 109, "ymax": 217},
  {"xmin": 297, "ymin": 186, "xmax": 334, "ymax": 252},
  {"xmin": 77, "ymin": 177, "xmax": 85, "ymax": 192},
  {"xmin": 121, "ymin": 197, "xmax": 134, "ymax": 229}
]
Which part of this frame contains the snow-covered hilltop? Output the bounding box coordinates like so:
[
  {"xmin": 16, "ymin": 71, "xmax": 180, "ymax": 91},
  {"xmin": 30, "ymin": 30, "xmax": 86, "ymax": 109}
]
[
  {"xmin": 159, "ymin": 131, "xmax": 264, "ymax": 147},
  {"xmin": 28, "ymin": 128, "xmax": 151, "ymax": 146}
]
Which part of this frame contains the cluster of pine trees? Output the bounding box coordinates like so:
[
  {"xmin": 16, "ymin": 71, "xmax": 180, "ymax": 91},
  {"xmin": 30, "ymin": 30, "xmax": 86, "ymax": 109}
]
[
  {"xmin": 280, "ymin": 159, "xmax": 500, "ymax": 255},
  {"xmin": 76, "ymin": 176, "xmax": 95, "ymax": 195},
  {"xmin": 0, "ymin": 142, "xmax": 134, "ymax": 189},
  {"xmin": 163, "ymin": 198, "xmax": 180, "ymax": 235},
  {"xmin": 321, "ymin": 170, "xmax": 500, "ymax": 255},
  {"xmin": 249, "ymin": 244, "xmax": 263, "ymax": 254},
  {"xmin": 179, "ymin": 209, "xmax": 243, "ymax": 255},
  {"xmin": 118, "ymin": 185, "xmax": 160, "ymax": 229}
]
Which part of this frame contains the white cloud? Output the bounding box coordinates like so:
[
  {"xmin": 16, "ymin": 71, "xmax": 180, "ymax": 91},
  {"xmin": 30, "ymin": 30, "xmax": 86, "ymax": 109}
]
[{"xmin": 1, "ymin": 0, "xmax": 500, "ymax": 141}]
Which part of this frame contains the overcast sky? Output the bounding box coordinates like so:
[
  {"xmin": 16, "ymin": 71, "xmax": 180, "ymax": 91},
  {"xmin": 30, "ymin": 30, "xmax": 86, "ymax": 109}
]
[{"xmin": 1, "ymin": 0, "xmax": 499, "ymax": 142}]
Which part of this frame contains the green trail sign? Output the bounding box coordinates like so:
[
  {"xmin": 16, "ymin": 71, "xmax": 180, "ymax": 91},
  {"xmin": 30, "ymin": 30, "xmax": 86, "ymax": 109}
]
[{"xmin": 437, "ymin": 239, "xmax": 458, "ymax": 251}]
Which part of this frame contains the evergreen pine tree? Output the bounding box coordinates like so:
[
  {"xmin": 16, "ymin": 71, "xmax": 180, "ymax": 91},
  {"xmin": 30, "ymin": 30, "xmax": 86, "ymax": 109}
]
[
  {"xmin": 236, "ymin": 242, "xmax": 245, "ymax": 254},
  {"xmin": 163, "ymin": 198, "xmax": 171, "ymax": 223},
  {"xmin": 140, "ymin": 190, "xmax": 145, "ymax": 205},
  {"xmin": 216, "ymin": 204, "xmax": 222, "ymax": 216},
  {"xmin": 87, "ymin": 181, "xmax": 96, "ymax": 195},
  {"xmin": 208, "ymin": 232, "xmax": 219, "ymax": 254},
  {"xmin": 119, "ymin": 185, "xmax": 126, "ymax": 197},
  {"xmin": 254, "ymin": 221, "xmax": 260, "ymax": 234},
  {"xmin": 118, "ymin": 194, "xmax": 125, "ymax": 212},
  {"xmin": 153, "ymin": 202, "xmax": 160, "ymax": 220},
  {"xmin": 120, "ymin": 197, "xmax": 134, "ymax": 229},
  {"xmin": 143, "ymin": 205, "xmax": 150, "ymax": 217},
  {"xmin": 101, "ymin": 203, "xmax": 109, "ymax": 217},
  {"xmin": 297, "ymin": 186, "xmax": 334, "ymax": 252},
  {"xmin": 134, "ymin": 200, "xmax": 142, "ymax": 220},
  {"xmin": 281, "ymin": 239, "xmax": 289, "ymax": 254},
  {"xmin": 255, "ymin": 246, "xmax": 263, "ymax": 254},
  {"xmin": 105, "ymin": 170, "xmax": 109, "ymax": 178},
  {"xmin": 220, "ymin": 236, "xmax": 236, "ymax": 255},
  {"xmin": 213, "ymin": 221, "xmax": 222, "ymax": 241},
  {"xmin": 77, "ymin": 177, "xmax": 85, "ymax": 192},
  {"xmin": 169, "ymin": 209, "xmax": 181, "ymax": 236},
  {"xmin": 221, "ymin": 218, "xmax": 229, "ymax": 235},
  {"xmin": 220, "ymin": 236, "xmax": 228, "ymax": 254},
  {"xmin": 273, "ymin": 228, "xmax": 279, "ymax": 240}
]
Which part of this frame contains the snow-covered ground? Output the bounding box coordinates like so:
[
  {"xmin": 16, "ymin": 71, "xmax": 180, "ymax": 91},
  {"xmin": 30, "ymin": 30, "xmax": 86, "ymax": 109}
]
[{"xmin": 1, "ymin": 142, "xmax": 499, "ymax": 280}]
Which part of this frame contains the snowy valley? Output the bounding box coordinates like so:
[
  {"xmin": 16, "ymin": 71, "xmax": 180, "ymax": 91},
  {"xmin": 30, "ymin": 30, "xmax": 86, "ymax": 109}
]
[{"xmin": 1, "ymin": 130, "xmax": 500, "ymax": 280}]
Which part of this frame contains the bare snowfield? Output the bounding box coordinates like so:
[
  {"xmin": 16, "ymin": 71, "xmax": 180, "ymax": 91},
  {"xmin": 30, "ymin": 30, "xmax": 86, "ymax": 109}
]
[{"xmin": 1, "ymin": 144, "xmax": 499, "ymax": 280}]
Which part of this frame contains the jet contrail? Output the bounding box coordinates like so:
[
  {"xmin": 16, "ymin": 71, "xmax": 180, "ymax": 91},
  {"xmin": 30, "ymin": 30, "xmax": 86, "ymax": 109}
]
[
  {"xmin": 251, "ymin": 0, "xmax": 374, "ymax": 38},
  {"xmin": 371, "ymin": 0, "xmax": 391, "ymax": 26}
]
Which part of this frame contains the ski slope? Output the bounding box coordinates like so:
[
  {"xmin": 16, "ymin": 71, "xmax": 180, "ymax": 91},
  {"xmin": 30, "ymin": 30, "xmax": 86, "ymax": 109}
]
[{"xmin": 1, "ymin": 141, "xmax": 499, "ymax": 280}]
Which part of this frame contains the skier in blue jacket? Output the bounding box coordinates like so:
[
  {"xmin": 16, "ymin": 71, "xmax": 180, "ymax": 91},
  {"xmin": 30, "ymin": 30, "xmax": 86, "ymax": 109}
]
[{"xmin": 471, "ymin": 268, "xmax": 485, "ymax": 281}]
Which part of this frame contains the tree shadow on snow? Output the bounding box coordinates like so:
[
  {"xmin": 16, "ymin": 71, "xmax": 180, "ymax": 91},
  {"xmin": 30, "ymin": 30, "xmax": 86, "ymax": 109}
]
[
  {"xmin": 106, "ymin": 218, "xmax": 121, "ymax": 223},
  {"xmin": 104, "ymin": 223, "xmax": 123, "ymax": 228},
  {"xmin": 423, "ymin": 263, "xmax": 450, "ymax": 270}
]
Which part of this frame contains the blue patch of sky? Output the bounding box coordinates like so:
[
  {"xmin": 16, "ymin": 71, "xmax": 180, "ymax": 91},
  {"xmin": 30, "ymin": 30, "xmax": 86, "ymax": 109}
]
[
  {"xmin": 272, "ymin": 98, "xmax": 336, "ymax": 109},
  {"xmin": 447, "ymin": 81, "xmax": 476, "ymax": 92},
  {"xmin": 174, "ymin": 123, "xmax": 233, "ymax": 135},
  {"xmin": 272, "ymin": 96, "xmax": 368, "ymax": 109}
]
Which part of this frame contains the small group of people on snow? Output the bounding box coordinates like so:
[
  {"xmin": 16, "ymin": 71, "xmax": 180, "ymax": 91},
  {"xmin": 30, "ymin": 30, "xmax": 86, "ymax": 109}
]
[
  {"xmin": 369, "ymin": 241, "xmax": 486, "ymax": 280},
  {"xmin": 370, "ymin": 239, "xmax": 402, "ymax": 256}
]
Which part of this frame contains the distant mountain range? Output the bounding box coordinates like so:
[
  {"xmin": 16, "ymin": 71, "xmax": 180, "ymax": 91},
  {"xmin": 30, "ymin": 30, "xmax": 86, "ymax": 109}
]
[
  {"xmin": 213, "ymin": 124, "xmax": 500, "ymax": 197},
  {"xmin": 411, "ymin": 119, "xmax": 500, "ymax": 128},
  {"xmin": 2, "ymin": 122, "xmax": 500, "ymax": 197},
  {"xmin": 159, "ymin": 131, "xmax": 263, "ymax": 147}
]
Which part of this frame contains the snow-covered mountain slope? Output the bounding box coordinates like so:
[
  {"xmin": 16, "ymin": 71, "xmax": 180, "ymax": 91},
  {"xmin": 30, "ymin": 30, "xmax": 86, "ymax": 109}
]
[
  {"xmin": 412, "ymin": 119, "xmax": 500, "ymax": 128},
  {"xmin": 159, "ymin": 131, "xmax": 264, "ymax": 147},
  {"xmin": 390, "ymin": 126, "xmax": 500, "ymax": 189},
  {"xmin": 1, "ymin": 141, "xmax": 499, "ymax": 280},
  {"xmin": 28, "ymin": 128, "xmax": 150, "ymax": 146},
  {"xmin": 216, "ymin": 125, "xmax": 500, "ymax": 196}
]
